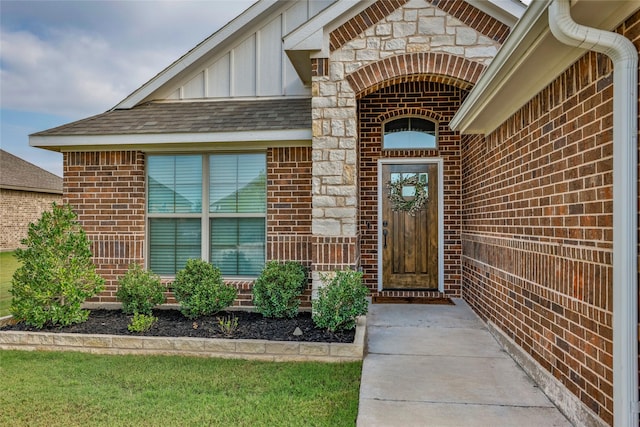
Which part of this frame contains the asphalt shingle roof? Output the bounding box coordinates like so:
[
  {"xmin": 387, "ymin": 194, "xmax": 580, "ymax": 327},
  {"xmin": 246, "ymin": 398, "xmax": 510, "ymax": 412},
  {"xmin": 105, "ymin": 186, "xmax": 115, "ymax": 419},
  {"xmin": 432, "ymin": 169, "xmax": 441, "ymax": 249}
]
[
  {"xmin": 0, "ymin": 150, "xmax": 62, "ymax": 193},
  {"xmin": 33, "ymin": 98, "xmax": 312, "ymax": 137}
]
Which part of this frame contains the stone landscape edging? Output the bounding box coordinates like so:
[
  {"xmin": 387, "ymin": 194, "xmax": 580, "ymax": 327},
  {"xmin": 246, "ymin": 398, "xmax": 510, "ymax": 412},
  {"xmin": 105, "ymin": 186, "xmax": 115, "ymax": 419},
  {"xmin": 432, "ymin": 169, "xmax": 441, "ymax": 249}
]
[{"xmin": 0, "ymin": 315, "xmax": 366, "ymax": 362}]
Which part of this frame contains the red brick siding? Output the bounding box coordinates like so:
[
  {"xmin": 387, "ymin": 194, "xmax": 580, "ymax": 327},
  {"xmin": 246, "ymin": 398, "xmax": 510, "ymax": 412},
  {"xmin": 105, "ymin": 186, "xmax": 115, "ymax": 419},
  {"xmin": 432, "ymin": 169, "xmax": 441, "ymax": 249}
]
[
  {"xmin": 266, "ymin": 146, "xmax": 313, "ymax": 306},
  {"xmin": 330, "ymin": 0, "xmax": 509, "ymax": 52},
  {"xmin": 311, "ymin": 58, "xmax": 328, "ymax": 78},
  {"xmin": 461, "ymin": 12, "xmax": 640, "ymax": 424},
  {"xmin": 359, "ymin": 80, "xmax": 464, "ymax": 297},
  {"xmin": 64, "ymin": 151, "xmax": 146, "ymax": 302},
  {"xmin": 65, "ymin": 148, "xmax": 315, "ymax": 306},
  {"xmin": 330, "ymin": 0, "xmax": 409, "ymax": 51},
  {"xmin": 429, "ymin": 0, "xmax": 510, "ymax": 43},
  {"xmin": 346, "ymin": 52, "xmax": 485, "ymax": 97},
  {"xmin": 0, "ymin": 189, "xmax": 62, "ymax": 251}
]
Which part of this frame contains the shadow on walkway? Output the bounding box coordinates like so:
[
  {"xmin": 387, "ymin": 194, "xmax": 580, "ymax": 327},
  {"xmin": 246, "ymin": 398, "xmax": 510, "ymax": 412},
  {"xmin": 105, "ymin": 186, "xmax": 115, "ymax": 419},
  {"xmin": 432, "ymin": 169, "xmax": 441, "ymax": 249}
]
[{"xmin": 356, "ymin": 298, "xmax": 572, "ymax": 426}]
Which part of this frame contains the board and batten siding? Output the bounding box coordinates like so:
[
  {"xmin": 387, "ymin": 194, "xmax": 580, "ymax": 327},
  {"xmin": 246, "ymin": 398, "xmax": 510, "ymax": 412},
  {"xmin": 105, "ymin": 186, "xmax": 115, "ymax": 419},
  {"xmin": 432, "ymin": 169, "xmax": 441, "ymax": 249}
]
[{"xmin": 166, "ymin": 0, "xmax": 334, "ymax": 100}]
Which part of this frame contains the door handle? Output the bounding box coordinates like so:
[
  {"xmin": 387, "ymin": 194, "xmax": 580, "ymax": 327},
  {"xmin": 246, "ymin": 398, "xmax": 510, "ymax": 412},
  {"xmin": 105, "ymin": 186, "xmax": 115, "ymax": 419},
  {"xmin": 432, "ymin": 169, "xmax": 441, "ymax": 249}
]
[{"xmin": 383, "ymin": 229, "xmax": 388, "ymax": 248}]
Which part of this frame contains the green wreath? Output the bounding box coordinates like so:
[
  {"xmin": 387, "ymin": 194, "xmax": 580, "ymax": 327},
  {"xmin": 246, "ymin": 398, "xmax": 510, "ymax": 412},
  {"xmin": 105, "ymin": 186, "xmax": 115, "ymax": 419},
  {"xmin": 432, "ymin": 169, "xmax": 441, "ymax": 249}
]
[{"xmin": 386, "ymin": 175, "xmax": 429, "ymax": 216}]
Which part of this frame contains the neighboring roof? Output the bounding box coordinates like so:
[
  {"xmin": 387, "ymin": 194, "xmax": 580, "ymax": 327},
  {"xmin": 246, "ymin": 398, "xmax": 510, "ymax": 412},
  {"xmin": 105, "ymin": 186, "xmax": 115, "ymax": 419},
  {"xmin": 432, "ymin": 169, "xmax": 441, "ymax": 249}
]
[
  {"xmin": 0, "ymin": 150, "xmax": 62, "ymax": 194},
  {"xmin": 33, "ymin": 98, "xmax": 311, "ymax": 136},
  {"xmin": 450, "ymin": 0, "xmax": 640, "ymax": 134}
]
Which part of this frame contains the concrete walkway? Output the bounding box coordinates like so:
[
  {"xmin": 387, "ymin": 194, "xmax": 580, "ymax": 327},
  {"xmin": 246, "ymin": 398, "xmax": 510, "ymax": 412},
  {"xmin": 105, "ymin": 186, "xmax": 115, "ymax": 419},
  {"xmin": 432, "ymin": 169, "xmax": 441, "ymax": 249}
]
[{"xmin": 356, "ymin": 298, "xmax": 572, "ymax": 427}]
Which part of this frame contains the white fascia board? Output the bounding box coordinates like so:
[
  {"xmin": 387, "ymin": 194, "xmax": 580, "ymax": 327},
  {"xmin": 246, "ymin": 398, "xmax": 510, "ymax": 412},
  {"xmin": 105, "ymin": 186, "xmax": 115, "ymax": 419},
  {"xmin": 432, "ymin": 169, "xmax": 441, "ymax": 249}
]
[
  {"xmin": 450, "ymin": 0, "xmax": 551, "ymax": 134},
  {"xmin": 289, "ymin": 28, "xmax": 325, "ymax": 52},
  {"xmin": 114, "ymin": 0, "xmax": 278, "ymax": 110},
  {"xmin": 283, "ymin": 0, "xmax": 375, "ymax": 54},
  {"xmin": 30, "ymin": 129, "xmax": 311, "ymax": 150},
  {"xmin": 466, "ymin": 0, "xmax": 526, "ymax": 27},
  {"xmin": 451, "ymin": 0, "xmax": 640, "ymax": 135},
  {"xmin": 283, "ymin": 0, "xmax": 374, "ymax": 83}
]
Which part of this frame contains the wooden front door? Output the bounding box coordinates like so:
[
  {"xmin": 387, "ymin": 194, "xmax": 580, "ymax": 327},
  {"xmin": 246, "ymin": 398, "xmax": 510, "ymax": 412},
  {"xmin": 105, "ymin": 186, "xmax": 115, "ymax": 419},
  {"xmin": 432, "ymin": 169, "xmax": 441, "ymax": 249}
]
[{"xmin": 381, "ymin": 163, "xmax": 439, "ymax": 290}]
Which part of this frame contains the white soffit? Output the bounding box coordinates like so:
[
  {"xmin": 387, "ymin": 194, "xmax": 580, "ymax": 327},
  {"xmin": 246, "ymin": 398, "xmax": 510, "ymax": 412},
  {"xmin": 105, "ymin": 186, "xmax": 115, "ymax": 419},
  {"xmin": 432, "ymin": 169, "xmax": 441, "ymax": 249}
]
[
  {"xmin": 466, "ymin": 0, "xmax": 527, "ymax": 27},
  {"xmin": 450, "ymin": 0, "xmax": 640, "ymax": 135},
  {"xmin": 29, "ymin": 129, "xmax": 312, "ymax": 152}
]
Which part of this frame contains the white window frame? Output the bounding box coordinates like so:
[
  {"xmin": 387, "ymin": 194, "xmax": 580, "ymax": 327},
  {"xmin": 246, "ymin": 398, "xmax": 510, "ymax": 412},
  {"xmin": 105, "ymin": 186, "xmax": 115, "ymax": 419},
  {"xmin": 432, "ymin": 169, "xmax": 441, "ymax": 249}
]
[{"xmin": 146, "ymin": 152, "xmax": 267, "ymax": 279}]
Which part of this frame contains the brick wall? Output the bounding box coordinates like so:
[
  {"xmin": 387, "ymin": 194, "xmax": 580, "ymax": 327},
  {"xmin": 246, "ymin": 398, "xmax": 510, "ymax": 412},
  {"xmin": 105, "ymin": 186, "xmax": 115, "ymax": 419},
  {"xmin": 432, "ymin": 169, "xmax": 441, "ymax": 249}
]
[
  {"xmin": 359, "ymin": 80, "xmax": 464, "ymax": 296},
  {"xmin": 64, "ymin": 151, "xmax": 146, "ymax": 302},
  {"xmin": 64, "ymin": 148, "xmax": 315, "ymax": 306},
  {"xmin": 310, "ymin": 0, "xmax": 500, "ymax": 288},
  {"xmin": 0, "ymin": 189, "xmax": 61, "ymax": 251},
  {"xmin": 460, "ymin": 12, "xmax": 640, "ymax": 425},
  {"xmin": 266, "ymin": 146, "xmax": 313, "ymax": 306}
]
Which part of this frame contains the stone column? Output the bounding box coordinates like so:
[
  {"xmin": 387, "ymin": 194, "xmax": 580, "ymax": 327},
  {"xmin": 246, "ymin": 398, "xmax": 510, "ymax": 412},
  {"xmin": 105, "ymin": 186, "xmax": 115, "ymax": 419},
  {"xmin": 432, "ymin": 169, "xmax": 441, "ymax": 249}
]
[{"xmin": 310, "ymin": 58, "xmax": 360, "ymax": 295}]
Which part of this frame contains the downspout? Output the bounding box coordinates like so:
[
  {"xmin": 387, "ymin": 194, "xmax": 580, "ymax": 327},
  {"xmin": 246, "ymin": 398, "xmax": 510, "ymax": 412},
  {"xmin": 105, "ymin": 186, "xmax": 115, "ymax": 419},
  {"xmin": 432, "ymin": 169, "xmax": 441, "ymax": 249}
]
[{"xmin": 549, "ymin": 1, "xmax": 639, "ymax": 426}]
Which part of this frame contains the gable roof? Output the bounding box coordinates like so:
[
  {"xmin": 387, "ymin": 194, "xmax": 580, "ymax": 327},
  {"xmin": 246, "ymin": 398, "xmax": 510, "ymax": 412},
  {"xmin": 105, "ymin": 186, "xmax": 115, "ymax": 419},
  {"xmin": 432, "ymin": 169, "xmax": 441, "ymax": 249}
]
[
  {"xmin": 31, "ymin": 98, "xmax": 312, "ymax": 150},
  {"xmin": 33, "ymin": 98, "xmax": 311, "ymax": 136},
  {"xmin": 30, "ymin": 0, "xmax": 528, "ymax": 151},
  {"xmin": 114, "ymin": 0, "xmax": 279, "ymax": 110},
  {"xmin": 0, "ymin": 150, "xmax": 62, "ymax": 194},
  {"xmin": 115, "ymin": 0, "xmax": 525, "ymax": 111}
]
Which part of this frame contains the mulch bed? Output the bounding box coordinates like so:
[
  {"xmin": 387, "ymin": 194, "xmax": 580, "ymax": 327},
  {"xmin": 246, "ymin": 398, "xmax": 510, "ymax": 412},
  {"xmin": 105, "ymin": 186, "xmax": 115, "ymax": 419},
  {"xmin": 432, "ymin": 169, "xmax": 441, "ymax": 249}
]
[{"xmin": 1, "ymin": 309, "xmax": 356, "ymax": 344}]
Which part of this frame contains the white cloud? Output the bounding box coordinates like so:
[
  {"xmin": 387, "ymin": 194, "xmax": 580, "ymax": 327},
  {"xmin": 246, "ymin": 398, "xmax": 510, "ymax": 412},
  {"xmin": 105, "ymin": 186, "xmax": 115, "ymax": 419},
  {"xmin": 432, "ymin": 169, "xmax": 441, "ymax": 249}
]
[{"xmin": 1, "ymin": 0, "xmax": 256, "ymax": 118}]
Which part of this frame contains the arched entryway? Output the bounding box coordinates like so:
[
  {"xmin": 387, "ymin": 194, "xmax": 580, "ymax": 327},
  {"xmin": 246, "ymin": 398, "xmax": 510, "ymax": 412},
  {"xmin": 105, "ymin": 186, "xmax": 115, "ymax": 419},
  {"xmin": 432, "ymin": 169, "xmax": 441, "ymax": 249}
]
[{"xmin": 351, "ymin": 54, "xmax": 483, "ymax": 297}]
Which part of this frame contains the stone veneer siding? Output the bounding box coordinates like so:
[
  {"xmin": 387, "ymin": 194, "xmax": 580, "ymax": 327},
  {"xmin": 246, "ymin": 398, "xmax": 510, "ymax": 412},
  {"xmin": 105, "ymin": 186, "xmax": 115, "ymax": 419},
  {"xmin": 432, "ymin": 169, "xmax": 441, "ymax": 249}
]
[
  {"xmin": 460, "ymin": 11, "xmax": 640, "ymax": 426},
  {"xmin": 310, "ymin": 0, "xmax": 501, "ymax": 286},
  {"xmin": 0, "ymin": 189, "xmax": 62, "ymax": 251},
  {"xmin": 358, "ymin": 80, "xmax": 464, "ymax": 296}
]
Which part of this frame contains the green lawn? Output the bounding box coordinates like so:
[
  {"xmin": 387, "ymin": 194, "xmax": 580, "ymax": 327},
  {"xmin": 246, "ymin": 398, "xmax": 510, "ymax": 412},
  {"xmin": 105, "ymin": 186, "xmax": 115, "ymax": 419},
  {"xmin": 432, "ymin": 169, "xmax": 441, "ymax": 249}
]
[
  {"xmin": 0, "ymin": 251, "xmax": 19, "ymax": 316},
  {"xmin": 0, "ymin": 350, "xmax": 362, "ymax": 426}
]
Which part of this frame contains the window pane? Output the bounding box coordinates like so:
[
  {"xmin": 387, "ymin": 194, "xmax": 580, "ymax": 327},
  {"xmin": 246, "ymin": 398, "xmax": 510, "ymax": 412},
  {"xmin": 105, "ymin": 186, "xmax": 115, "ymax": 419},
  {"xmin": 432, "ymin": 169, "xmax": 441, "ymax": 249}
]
[
  {"xmin": 211, "ymin": 218, "xmax": 265, "ymax": 276},
  {"xmin": 210, "ymin": 157, "xmax": 237, "ymax": 213},
  {"xmin": 384, "ymin": 118, "xmax": 437, "ymax": 149},
  {"xmin": 148, "ymin": 155, "xmax": 202, "ymax": 213},
  {"xmin": 237, "ymin": 154, "xmax": 266, "ymax": 213},
  {"xmin": 210, "ymin": 153, "xmax": 266, "ymax": 213},
  {"xmin": 149, "ymin": 218, "xmax": 201, "ymax": 275}
]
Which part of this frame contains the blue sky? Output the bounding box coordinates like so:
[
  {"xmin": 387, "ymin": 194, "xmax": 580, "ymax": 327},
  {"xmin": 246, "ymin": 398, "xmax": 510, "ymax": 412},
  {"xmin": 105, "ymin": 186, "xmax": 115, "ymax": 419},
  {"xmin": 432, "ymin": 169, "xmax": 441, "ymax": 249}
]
[{"xmin": 1, "ymin": 0, "xmax": 256, "ymax": 176}]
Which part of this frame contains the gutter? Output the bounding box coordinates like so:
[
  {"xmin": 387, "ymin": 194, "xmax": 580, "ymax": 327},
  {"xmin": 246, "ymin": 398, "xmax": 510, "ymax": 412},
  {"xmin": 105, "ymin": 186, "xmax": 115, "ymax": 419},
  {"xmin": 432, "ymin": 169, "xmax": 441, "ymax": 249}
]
[{"xmin": 548, "ymin": 1, "xmax": 639, "ymax": 426}]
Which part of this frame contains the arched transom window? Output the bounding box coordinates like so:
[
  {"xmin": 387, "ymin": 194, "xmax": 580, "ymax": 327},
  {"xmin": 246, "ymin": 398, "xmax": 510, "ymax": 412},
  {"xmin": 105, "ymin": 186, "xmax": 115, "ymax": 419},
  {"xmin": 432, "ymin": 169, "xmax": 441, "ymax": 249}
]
[{"xmin": 383, "ymin": 117, "xmax": 437, "ymax": 150}]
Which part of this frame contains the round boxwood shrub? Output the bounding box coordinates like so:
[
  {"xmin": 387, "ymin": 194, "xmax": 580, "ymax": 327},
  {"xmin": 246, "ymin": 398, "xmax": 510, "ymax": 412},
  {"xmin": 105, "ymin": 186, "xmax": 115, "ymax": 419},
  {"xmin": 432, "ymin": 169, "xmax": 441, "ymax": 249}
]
[
  {"xmin": 172, "ymin": 259, "xmax": 237, "ymax": 319},
  {"xmin": 312, "ymin": 270, "xmax": 369, "ymax": 332},
  {"xmin": 10, "ymin": 203, "xmax": 105, "ymax": 328},
  {"xmin": 252, "ymin": 261, "xmax": 307, "ymax": 318},
  {"xmin": 116, "ymin": 263, "xmax": 166, "ymax": 315}
]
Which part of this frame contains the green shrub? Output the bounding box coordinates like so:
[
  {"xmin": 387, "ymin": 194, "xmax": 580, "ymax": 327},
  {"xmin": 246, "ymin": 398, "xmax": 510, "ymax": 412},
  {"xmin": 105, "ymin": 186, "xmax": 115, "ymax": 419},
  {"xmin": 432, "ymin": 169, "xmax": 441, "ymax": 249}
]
[
  {"xmin": 127, "ymin": 313, "xmax": 158, "ymax": 333},
  {"xmin": 116, "ymin": 264, "xmax": 166, "ymax": 315},
  {"xmin": 172, "ymin": 259, "xmax": 237, "ymax": 319},
  {"xmin": 252, "ymin": 261, "xmax": 307, "ymax": 318},
  {"xmin": 9, "ymin": 203, "xmax": 105, "ymax": 328},
  {"xmin": 312, "ymin": 270, "xmax": 369, "ymax": 332},
  {"xmin": 217, "ymin": 314, "xmax": 239, "ymax": 337}
]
